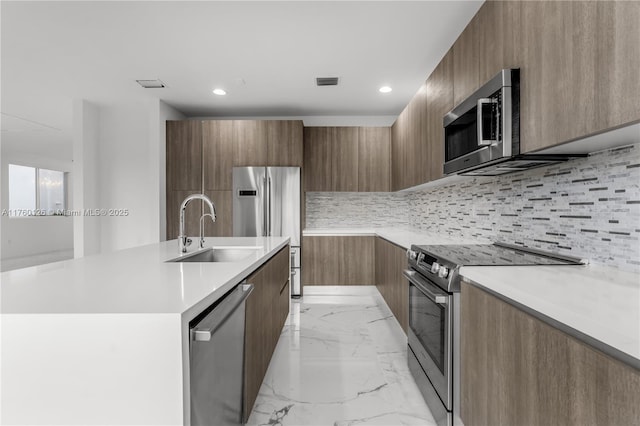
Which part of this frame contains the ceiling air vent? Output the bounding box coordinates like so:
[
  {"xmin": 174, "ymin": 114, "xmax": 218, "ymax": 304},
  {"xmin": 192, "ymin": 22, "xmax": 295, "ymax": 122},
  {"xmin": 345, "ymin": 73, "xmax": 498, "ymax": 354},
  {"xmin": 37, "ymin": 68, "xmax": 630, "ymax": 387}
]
[
  {"xmin": 316, "ymin": 77, "xmax": 339, "ymax": 86},
  {"xmin": 136, "ymin": 79, "xmax": 165, "ymax": 88}
]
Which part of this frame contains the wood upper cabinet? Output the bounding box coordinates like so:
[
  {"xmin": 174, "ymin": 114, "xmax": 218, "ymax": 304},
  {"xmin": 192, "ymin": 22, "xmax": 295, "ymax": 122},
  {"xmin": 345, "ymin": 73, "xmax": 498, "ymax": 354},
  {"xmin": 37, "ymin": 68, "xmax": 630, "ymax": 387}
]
[
  {"xmin": 303, "ymin": 127, "xmax": 333, "ymax": 191},
  {"xmin": 233, "ymin": 120, "xmax": 268, "ymax": 166},
  {"xmin": 358, "ymin": 127, "xmax": 391, "ymax": 192},
  {"xmin": 243, "ymin": 246, "xmax": 290, "ymax": 423},
  {"xmin": 374, "ymin": 237, "xmax": 408, "ymax": 332},
  {"xmin": 302, "ymin": 236, "xmax": 374, "ymax": 286},
  {"xmin": 203, "ymin": 120, "xmax": 234, "ymax": 191},
  {"xmin": 266, "ymin": 120, "xmax": 303, "ymax": 167},
  {"xmin": 520, "ymin": 1, "xmax": 599, "ymax": 153},
  {"xmin": 461, "ymin": 281, "xmax": 640, "ymax": 426},
  {"xmin": 391, "ymin": 108, "xmax": 408, "ymax": 191},
  {"xmin": 452, "ymin": 15, "xmax": 480, "ymax": 106},
  {"xmin": 476, "ymin": 0, "xmax": 522, "ymax": 85},
  {"xmin": 332, "ymin": 127, "xmax": 359, "ymax": 192},
  {"xmin": 426, "ymin": 50, "xmax": 453, "ymax": 182},
  {"xmin": 596, "ymin": 1, "xmax": 640, "ymax": 132},
  {"xmin": 166, "ymin": 121, "xmax": 202, "ymax": 191},
  {"xmin": 391, "ymin": 84, "xmax": 428, "ymax": 191}
]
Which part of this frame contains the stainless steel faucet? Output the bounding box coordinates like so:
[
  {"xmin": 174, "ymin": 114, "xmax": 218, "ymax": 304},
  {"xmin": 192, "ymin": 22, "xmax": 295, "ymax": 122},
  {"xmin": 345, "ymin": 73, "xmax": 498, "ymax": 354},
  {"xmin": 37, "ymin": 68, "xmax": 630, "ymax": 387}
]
[{"xmin": 179, "ymin": 194, "xmax": 217, "ymax": 253}]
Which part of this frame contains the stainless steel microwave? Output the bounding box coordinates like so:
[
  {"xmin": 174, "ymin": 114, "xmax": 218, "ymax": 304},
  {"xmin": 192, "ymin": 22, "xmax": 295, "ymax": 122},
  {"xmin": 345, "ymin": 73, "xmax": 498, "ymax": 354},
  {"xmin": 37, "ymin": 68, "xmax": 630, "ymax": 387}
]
[
  {"xmin": 443, "ymin": 69, "xmax": 519, "ymax": 175},
  {"xmin": 443, "ymin": 69, "xmax": 584, "ymax": 176}
]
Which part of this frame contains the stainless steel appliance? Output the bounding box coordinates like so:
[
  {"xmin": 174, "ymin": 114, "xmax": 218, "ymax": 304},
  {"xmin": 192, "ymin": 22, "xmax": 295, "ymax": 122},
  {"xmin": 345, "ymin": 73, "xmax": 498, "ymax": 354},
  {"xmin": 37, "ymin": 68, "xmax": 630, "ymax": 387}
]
[
  {"xmin": 443, "ymin": 69, "xmax": 585, "ymax": 176},
  {"xmin": 233, "ymin": 167, "xmax": 301, "ymax": 296},
  {"xmin": 405, "ymin": 243, "xmax": 585, "ymax": 426},
  {"xmin": 189, "ymin": 283, "xmax": 254, "ymax": 426}
]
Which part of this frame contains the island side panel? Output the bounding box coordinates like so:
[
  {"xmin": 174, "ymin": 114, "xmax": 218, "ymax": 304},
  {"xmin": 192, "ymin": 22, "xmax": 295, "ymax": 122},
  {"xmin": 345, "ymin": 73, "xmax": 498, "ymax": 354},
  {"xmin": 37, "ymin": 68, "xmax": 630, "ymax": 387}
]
[{"xmin": 1, "ymin": 313, "xmax": 184, "ymax": 425}]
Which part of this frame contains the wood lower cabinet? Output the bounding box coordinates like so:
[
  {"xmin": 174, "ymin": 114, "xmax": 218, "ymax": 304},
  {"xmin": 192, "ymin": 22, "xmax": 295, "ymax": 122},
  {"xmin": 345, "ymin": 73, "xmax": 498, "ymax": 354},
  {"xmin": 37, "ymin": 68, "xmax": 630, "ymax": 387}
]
[
  {"xmin": 302, "ymin": 236, "xmax": 374, "ymax": 286},
  {"xmin": 461, "ymin": 281, "xmax": 640, "ymax": 426},
  {"xmin": 243, "ymin": 246, "xmax": 290, "ymax": 423},
  {"xmin": 374, "ymin": 237, "xmax": 408, "ymax": 332}
]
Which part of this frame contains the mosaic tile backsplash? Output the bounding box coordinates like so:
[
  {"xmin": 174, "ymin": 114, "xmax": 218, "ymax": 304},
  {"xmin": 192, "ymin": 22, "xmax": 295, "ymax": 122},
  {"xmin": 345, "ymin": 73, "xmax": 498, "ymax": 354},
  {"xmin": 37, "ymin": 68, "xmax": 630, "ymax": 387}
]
[
  {"xmin": 305, "ymin": 192, "xmax": 410, "ymax": 229},
  {"xmin": 306, "ymin": 143, "xmax": 640, "ymax": 272}
]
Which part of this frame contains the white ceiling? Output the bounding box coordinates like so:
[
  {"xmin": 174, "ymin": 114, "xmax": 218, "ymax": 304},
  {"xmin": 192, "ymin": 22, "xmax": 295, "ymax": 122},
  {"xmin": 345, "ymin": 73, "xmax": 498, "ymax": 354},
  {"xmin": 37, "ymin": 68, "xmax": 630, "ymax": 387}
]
[{"xmin": 1, "ymin": 0, "xmax": 483, "ymax": 158}]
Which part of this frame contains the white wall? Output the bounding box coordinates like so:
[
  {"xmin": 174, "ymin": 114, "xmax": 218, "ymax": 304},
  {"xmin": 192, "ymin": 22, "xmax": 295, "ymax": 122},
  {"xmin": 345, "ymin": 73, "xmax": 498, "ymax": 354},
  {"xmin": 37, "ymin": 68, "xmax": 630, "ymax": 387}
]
[
  {"xmin": 72, "ymin": 99, "xmax": 184, "ymax": 255},
  {"xmin": 153, "ymin": 101, "xmax": 185, "ymax": 242},
  {"xmin": 0, "ymin": 147, "xmax": 74, "ymax": 271}
]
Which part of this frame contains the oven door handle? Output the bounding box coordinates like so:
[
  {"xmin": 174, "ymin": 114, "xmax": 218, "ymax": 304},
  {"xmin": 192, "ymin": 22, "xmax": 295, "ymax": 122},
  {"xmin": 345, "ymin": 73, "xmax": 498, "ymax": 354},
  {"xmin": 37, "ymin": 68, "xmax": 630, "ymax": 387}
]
[{"xmin": 403, "ymin": 270, "xmax": 448, "ymax": 305}]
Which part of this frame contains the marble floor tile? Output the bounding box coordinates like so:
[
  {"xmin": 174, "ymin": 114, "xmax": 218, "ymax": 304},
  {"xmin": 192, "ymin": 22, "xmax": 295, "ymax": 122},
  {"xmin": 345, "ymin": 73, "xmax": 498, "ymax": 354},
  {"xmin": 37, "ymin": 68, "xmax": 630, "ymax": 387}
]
[{"xmin": 247, "ymin": 286, "xmax": 436, "ymax": 426}]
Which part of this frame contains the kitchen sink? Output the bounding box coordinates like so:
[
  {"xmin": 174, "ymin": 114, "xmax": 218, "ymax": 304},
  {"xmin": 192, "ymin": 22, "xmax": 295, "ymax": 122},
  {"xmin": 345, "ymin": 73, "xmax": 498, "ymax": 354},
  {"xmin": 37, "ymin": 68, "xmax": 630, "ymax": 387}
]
[{"xmin": 168, "ymin": 247, "xmax": 261, "ymax": 263}]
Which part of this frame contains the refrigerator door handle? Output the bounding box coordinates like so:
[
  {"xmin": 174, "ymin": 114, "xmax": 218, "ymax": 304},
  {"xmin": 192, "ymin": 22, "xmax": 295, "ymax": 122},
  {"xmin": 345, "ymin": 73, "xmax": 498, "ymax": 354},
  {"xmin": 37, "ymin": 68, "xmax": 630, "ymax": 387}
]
[
  {"xmin": 262, "ymin": 176, "xmax": 267, "ymax": 237},
  {"xmin": 267, "ymin": 176, "xmax": 272, "ymax": 236}
]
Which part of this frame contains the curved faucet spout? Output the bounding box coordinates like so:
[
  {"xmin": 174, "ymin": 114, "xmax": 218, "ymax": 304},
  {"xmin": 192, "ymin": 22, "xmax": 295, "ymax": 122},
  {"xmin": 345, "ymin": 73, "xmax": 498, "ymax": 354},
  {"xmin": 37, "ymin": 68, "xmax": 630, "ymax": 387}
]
[{"xmin": 179, "ymin": 194, "xmax": 217, "ymax": 253}]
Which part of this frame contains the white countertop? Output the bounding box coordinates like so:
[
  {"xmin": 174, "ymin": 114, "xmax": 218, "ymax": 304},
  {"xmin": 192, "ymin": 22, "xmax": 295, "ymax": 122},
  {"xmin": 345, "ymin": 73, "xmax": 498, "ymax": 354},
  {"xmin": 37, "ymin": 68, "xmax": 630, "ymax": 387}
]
[
  {"xmin": 460, "ymin": 264, "xmax": 640, "ymax": 364},
  {"xmin": 304, "ymin": 227, "xmax": 640, "ymax": 365},
  {"xmin": 303, "ymin": 227, "xmax": 489, "ymax": 249},
  {"xmin": 1, "ymin": 236, "xmax": 289, "ymax": 318}
]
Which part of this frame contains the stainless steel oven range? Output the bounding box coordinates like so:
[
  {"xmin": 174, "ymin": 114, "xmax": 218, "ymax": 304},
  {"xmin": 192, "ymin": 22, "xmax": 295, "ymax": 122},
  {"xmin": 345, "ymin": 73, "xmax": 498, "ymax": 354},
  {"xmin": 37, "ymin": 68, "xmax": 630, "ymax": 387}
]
[{"xmin": 404, "ymin": 243, "xmax": 585, "ymax": 426}]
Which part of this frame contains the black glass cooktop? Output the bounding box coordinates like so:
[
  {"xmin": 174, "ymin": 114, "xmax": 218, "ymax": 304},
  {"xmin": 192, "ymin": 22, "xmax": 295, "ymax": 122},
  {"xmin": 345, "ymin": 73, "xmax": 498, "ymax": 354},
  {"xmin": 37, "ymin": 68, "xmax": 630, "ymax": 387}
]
[{"xmin": 414, "ymin": 244, "xmax": 585, "ymax": 267}]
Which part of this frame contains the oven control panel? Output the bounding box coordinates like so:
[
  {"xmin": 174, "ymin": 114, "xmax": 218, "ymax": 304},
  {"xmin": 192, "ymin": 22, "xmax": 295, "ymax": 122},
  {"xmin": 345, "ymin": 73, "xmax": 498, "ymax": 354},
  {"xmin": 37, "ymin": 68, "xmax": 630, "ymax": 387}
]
[{"xmin": 407, "ymin": 246, "xmax": 458, "ymax": 292}]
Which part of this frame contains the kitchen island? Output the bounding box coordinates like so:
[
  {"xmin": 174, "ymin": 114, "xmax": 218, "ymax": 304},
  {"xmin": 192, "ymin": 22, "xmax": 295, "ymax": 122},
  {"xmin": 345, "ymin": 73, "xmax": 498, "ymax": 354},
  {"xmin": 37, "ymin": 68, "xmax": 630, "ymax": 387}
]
[{"xmin": 1, "ymin": 236, "xmax": 289, "ymax": 425}]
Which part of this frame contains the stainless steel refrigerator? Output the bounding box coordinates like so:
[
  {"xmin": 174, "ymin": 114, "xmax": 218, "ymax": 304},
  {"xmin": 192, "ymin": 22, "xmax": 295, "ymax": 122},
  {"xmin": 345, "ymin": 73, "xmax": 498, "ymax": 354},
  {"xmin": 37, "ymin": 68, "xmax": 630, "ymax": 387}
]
[{"xmin": 232, "ymin": 167, "xmax": 301, "ymax": 296}]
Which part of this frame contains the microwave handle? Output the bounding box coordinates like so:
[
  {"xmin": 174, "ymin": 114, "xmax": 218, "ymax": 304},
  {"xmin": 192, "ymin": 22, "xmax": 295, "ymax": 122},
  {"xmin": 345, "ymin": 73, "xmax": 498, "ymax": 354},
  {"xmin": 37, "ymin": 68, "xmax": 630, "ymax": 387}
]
[{"xmin": 477, "ymin": 98, "xmax": 498, "ymax": 147}]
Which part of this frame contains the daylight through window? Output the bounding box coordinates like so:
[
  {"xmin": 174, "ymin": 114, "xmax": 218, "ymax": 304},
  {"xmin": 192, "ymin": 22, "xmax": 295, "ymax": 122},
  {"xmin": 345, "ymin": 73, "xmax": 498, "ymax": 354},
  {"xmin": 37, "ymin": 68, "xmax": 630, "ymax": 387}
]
[{"xmin": 8, "ymin": 164, "xmax": 67, "ymax": 216}]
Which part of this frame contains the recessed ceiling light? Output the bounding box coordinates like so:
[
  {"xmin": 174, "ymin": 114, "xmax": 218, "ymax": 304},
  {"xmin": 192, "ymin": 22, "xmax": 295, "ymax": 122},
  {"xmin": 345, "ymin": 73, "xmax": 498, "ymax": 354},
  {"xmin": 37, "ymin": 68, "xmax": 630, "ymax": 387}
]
[
  {"xmin": 379, "ymin": 86, "xmax": 392, "ymax": 93},
  {"xmin": 213, "ymin": 88, "xmax": 227, "ymax": 96}
]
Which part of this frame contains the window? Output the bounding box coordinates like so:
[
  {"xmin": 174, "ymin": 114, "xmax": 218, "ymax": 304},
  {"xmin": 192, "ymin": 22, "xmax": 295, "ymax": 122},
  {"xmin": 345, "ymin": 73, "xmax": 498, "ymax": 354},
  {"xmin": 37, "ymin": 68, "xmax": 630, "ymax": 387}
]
[{"xmin": 8, "ymin": 164, "xmax": 67, "ymax": 216}]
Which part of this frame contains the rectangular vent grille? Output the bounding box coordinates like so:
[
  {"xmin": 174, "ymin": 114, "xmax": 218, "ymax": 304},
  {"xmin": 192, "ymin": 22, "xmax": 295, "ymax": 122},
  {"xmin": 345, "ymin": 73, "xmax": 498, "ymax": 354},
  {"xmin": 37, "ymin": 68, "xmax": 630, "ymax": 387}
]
[
  {"xmin": 136, "ymin": 79, "xmax": 165, "ymax": 88},
  {"xmin": 316, "ymin": 77, "xmax": 339, "ymax": 86}
]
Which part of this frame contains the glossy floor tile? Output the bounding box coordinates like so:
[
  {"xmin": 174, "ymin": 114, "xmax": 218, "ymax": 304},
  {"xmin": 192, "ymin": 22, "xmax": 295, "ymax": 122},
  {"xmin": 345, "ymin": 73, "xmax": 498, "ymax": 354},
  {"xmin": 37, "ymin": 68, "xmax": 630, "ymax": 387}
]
[{"xmin": 247, "ymin": 286, "xmax": 436, "ymax": 426}]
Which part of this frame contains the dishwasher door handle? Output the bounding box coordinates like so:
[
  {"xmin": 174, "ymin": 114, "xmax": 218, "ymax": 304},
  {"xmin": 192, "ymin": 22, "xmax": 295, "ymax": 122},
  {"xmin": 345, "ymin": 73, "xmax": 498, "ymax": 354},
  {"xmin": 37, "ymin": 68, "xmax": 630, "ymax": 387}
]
[{"xmin": 192, "ymin": 284, "xmax": 254, "ymax": 342}]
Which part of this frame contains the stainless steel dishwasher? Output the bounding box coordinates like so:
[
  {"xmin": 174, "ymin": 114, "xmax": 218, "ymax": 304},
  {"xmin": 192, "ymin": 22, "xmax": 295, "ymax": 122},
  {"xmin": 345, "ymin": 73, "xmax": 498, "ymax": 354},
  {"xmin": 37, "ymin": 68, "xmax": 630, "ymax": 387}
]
[{"xmin": 189, "ymin": 283, "xmax": 254, "ymax": 426}]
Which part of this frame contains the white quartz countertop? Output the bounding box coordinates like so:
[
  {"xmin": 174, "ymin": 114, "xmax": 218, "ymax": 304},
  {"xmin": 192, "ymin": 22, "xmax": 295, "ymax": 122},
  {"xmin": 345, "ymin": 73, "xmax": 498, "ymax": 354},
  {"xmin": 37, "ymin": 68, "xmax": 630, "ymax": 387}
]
[
  {"xmin": 304, "ymin": 227, "xmax": 640, "ymax": 366},
  {"xmin": 1, "ymin": 237, "xmax": 289, "ymax": 317},
  {"xmin": 460, "ymin": 264, "xmax": 640, "ymax": 365},
  {"xmin": 303, "ymin": 227, "xmax": 488, "ymax": 249}
]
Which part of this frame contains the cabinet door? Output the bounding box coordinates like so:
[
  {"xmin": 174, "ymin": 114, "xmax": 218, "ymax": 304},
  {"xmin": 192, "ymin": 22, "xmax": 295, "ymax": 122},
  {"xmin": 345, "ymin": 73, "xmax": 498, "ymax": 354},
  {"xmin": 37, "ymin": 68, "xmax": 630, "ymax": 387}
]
[
  {"xmin": 243, "ymin": 263, "xmax": 270, "ymax": 424},
  {"xmin": 203, "ymin": 190, "xmax": 232, "ymax": 237},
  {"xmin": 203, "ymin": 120, "xmax": 234, "ymax": 191},
  {"xmin": 426, "ymin": 50, "xmax": 453, "ymax": 182},
  {"xmin": 332, "ymin": 127, "xmax": 359, "ymax": 192},
  {"xmin": 461, "ymin": 281, "xmax": 640, "ymax": 426},
  {"xmin": 338, "ymin": 236, "xmax": 374, "ymax": 285},
  {"xmin": 166, "ymin": 190, "xmax": 202, "ymax": 240},
  {"xmin": 406, "ymin": 84, "xmax": 429, "ymax": 188},
  {"xmin": 358, "ymin": 127, "xmax": 391, "ymax": 192},
  {"xmin": 303, "ymin": 127, "xmax": 333, "ymax": 191},
  {"xmin": 302, "ymin": 236, "xmax": 373, "ymax": 286},
  {"xmin": 520, "ymin": 1, "xmax": 598, "ymax": 153},
  {"xmin": 477, "ymin": 0, "xmax": 522, "ymax": 85},
  {"xmin": 596, "ymin": 1, "xmax": 640, "ymax": 131},
  {"xmin": 374, "ymin": 237, "xmax": 408, "ymax": 332},
  {"xmin": 233, "ymin": 120, "xmax": 268, "ymax": 166},
  {"xmin": 243, "ymin": 245, "xmax": 290, "ymax": 423},
  {"xmin": 452, "ymin": 16, "xmax": 480, "ymax": 106},
  {"xmin": 391, "ymin": 108, "xmax": 408, "ymax": 191},
  {"xmin": 301, "ymin": 235, "xmax": 340, "ymax": 285},
  {"xmin": 166, "ymin": 121, "xmax": 202, "ymax": 191},
  {"xmin": 267, "ymin": 120, "xmax": 303, "ymax": 167}
]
